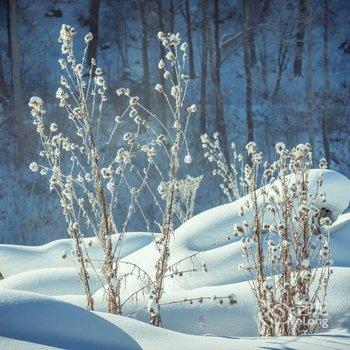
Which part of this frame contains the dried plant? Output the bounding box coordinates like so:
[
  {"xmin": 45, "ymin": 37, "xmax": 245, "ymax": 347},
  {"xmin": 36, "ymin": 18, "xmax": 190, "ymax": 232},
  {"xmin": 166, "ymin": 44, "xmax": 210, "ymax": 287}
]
[
  {"xmin": 29, "ymin": 25, "xmax": 203, "ymax": 322},
  {"xmin": 134, "ymin": 293, "xmax": 237, "ymax": 321},
  {"xmin": 235, "ymin": 142, "xmax": 332, "ymax": 336},
  {"xmin": 29, "ymin": 24, "xmax": 135, "ymax": 312},
  {"xmin": 27, "ymin": 25, "xmax": 139, "ymax": 313},
  {"xmin": 148, "ymin": 32, "xmax": 197, "ymax": 326},
  {"xmin": 158, "ymin": 175, "xmax": 203, "ymax": 224},
  {"xmin": 201, "ymin": 133, "xmax": 246, "ymax": 202}
]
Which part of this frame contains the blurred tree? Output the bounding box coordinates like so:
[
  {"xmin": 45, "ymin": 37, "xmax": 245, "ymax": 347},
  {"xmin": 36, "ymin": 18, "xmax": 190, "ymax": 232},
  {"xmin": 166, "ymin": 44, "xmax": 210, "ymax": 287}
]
[
  {"xmin": 256, "ymin": 2, "xmax": 269, "ymax": 100},
  {"xmin": 9, "ymin": 0, "xmax": 23, "ymax": 160},
  {"xmin": 0, "ymin": 0, "xmax": 11, "ymax": 139},
  {"xmin": 247, "ymin": 0, "xmax": 257, "ymax": 68},
  {"xmin": 87, "ymin": 0, "xmax": 101, "ymax": 66},
  {"xmin": 155, "ymin": 0, "xmax": 167, "ymax": 123},
  {"xmin": 169, "ymin": 0, "xmax": 175, "ymax": 33},
  {"xmin": 209, "ymin": 0, "xmax": 229, "ymax": 160},
  {"xmin": 293, "ymin": 0, "xmax": 306, "ymax": 77},
  {"xmin": 322, "ymin": 0, "xmax": 331, "ymax": 164},
  {"xmin": 139, "ymin": 0, "xmax": 151, "ymax": 109},
  {"xmin": 181, "ymin": 0, "xmax": 196, "ymax": 79},
  {"xmin": 243, "ymin": 0, "xmax": 254, "ymax": 143},
  {"xmin": 156, "ymin": 0, "xmax": 165, "ymax": 88},
  {"xmin": 305, "ymin": 0, "xmax": 314, "ymax": 151},
  {"xmin": 272, "ymin": 8, "xmax": 293, "ymax": 101},
  {"xmin": 200, "ymin": 0, "xmax": 208, "ymax": 134},
  {"xmin": 0, "ymin": 0, "xmax": 8, "ymax": 107}
]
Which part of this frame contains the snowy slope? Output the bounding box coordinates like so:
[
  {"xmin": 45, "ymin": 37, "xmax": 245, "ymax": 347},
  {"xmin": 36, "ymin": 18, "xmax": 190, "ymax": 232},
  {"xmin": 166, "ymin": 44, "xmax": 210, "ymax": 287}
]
[
  {"xmin": 1, "ymin": 289, "xmax": 350, "ymax": 350},
  {"xmin": 0, "ymin": 169, "xmax": 349, "ymax": 348},
  {"xmin": 0, "ymin": 232, "xmax": 156, "ymax": 277}
]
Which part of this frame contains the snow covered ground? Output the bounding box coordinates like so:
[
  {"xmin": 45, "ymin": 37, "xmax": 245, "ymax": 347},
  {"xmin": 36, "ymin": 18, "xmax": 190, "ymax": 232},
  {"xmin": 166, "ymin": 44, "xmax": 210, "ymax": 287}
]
[{"xmin": 0, "ymin": 169, "xmax": 349, "ymax": 349}]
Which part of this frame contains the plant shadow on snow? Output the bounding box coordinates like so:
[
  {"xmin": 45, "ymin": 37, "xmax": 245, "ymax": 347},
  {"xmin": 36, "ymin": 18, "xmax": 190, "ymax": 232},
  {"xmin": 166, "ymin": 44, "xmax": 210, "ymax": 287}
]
[
  {"xmin": 258, "ymin": 331, "xmax": 350, "ymax": 350},
  {"xmin": 201, "ymin": 325, "xmax": 350, "ymax": 349}
]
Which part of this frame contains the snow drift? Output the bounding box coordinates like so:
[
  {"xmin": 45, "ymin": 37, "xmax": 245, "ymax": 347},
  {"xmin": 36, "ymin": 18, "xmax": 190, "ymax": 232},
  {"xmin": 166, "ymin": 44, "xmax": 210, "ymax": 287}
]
[{"xmin": 0, "ymin": 169, "xmax": 349, "ymax": 349}]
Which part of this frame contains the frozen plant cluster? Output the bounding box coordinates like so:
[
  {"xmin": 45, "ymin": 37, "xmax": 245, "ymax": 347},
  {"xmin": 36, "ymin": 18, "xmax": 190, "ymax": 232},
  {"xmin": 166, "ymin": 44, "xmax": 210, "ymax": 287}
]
[
  {"xmin": 235, "ymin": 141, "xmax": 332, "ymax": 336},
  {"xmin": 201, "ymin": 132, "xmax": 246, "ymax": 202},
  {"xmin": 28, "ymin": 24, "xmax": 337, "ymax": 339},
  {"xmin": 29, "ymin": 25, "xmax": 205, "ymax": 324}
]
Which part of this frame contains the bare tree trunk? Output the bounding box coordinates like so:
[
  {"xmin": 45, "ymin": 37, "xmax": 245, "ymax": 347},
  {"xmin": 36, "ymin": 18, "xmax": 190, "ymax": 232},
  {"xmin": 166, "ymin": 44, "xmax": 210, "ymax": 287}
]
[
  {"xmin": 1, "ymin": 0, "xmax": 15, "ymax": 165},
  {"xmin": 182, "ymin": 0, "xmax": 196, "ymax": 79},
  {"xmin": 123, "ymin": 20, "xmax": 129, "ymax": 67},
  {"xmin": 210, "ymin": 0, "xmax": 229, "ymax": 161},
  {"xmin": 87, "ymin": 0, "xmax": 101, "ymax": 65},
  {"xmin": 257, "ymin": 0, "xmax": 270, "ymax": 100},
  {"xmin": 156, "ymin": 0, "xmax": 166, "ymax": 88},
  {"xmin": 243, "ymin": 0, "xmax": 254, "ymax": 143},
  {"xmin": 293, "ymin": 0, "xmax": 306, "ymax": 77},
  {"xmin": 0, "ymin": 41, "xmax": 13, "ymax": 143},
  {"xmin": 116, "ymin": 38, "xmax": 128, "ymax": 68},
  {"xmin": 259, "ymin": 33, "xmax": 268, "ymax": 99},
  {"xmin": 9, "ymin": 0, "xmax": 23, "ymax": 159},
  {"xmin": 156, "ymin": 0, "xmax": 167, "ymax": 124},
  {"xmin": 272, "ymin": 20, "xmax": 293, "ymax": 100},
  {"xmin": 213, "ymin": 0, "xmax": 221, "ymax": 91},
  {"xmin": 169, "ymin": 0, "xmax": 175, "ymax": 33},
  {"xmin": 200, "ymin": 0, "xmax": 208, "ymax": 134},
  {"xmin": 5, "ymin": 0, "xmax": 11, "ymax": 59},
  {"xmin": 322, "ymin": 0, "xmax": 331, "ymax": 164},
  {"xmin": 248, "ymin": 33, "xmax": 257, "ymax": 68},
  {"xmin": 305, "ymin": 0, "xmax": 314, "ymax": 151},
  {"xmin": 0, "ymin": 50, "xmax": 8, "ymax": 104},
  {"xmin": 247, "ymin": 1, "xmax": 257, "ymax": 68},
  {"xmin": 139, "ymin": 0, "xmax": 151, "ymax": 109},
  {"xmin": 116, "ymin": 17, "xmax": 129, "ymax": 68}
]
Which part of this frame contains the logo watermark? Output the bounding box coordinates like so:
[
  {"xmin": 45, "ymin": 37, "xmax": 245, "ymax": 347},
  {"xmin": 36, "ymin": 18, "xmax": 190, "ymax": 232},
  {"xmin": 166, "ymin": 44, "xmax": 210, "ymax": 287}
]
[{"xmin": 258, "ymin": 300, "xmax": 328, "ymax": 329}]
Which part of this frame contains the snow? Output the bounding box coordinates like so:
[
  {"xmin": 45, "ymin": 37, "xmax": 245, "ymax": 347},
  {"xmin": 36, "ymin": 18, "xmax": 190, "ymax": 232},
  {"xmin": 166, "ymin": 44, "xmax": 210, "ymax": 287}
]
[
  {"xmin": 0, "ymin": 290, "xmax": 141, "ymax": 350},
  {"xmin": 0, "ymin": 231, "xmax": 156, "ymax": 277},
  {"xmin": 0, "ymin": 169, "xmax": 349, "ymax": 349},
  {"xmin": 1, "ymin": 288, "xmax": 350, "ymax": 350},
  {"xmin": 0, "ymin": 268, "xmax": 101, "ymax": 296},
  {"xmin": 0, "ymin": 289, "xmax": 349, "ymax": 350}
]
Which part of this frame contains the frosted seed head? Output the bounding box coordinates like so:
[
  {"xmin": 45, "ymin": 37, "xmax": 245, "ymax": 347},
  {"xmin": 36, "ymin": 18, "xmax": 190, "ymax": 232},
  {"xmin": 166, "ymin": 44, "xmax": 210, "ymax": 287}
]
[
  {"xmin": 180, "ymin": 42, "xmax": 188, "ymax": 51},
  {"xmin": 129, "ymin": 96, "xmax": 139, "ymax": 106},
  {"xmin": 275, "ymin": 142, "xmax": 286, "ymax": 155},
  {"xmin": 29, "ymin": 162, "xmax": 39, "ymax": 172},
  {"xmin": 155, "ymin": 84, "xmax": 163, "ymax": 92},
  {"xmin": 50, "ymin": 123, "xmax": 58, "ymax": 132},
  {"xmin": 319, "ymin": 158, "xmax": 328, "ymax": 169},
  {"xmin": 164, "ymin": 71, "xmax": 171, "ymax": 79},
  {"xmin": 28, "ymin": 96, "xmax": 44, "ymax": 112},
  {"xmin": 84, "ymin": 32, "xmax": 93, "ymax": 43},
  {"xmin": 187, "ymin": 104, "xmax": 197, "ymax": 113},
  {"xmin": 158, "ymin": 59, "xmax": 165, "ymax": 69},
  {"xmin": 184, "ymin": 154, "xmax": 192, "ymax": 164}
]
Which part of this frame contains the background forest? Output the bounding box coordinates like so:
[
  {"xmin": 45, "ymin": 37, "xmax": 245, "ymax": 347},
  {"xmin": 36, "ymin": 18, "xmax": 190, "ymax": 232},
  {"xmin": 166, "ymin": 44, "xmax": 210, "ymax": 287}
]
[{"xmin": 0, "ymin": 0, "xmax": 349, "ymax": 244}]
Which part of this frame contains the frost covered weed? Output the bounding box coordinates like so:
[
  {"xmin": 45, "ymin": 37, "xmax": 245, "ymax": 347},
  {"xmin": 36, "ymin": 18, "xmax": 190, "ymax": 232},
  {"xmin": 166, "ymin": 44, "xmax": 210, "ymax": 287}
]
[
  {"xmin": 126, "ymin": 292, "xmax": 237, "ymax": 321},
  {"xmin": 158, "ymin": 175, "xmax": 203, "ymax": 224},
  {"xmin": 236, "ymin": 142, "xmax": 332, "ymax": 336},
  {"xmin": 201, "ymin": 133, "xmax": 246, "ymax": 202},
  {"xmin": 27, "ymin": 25, "xmax": 332, "ymax": 334},
  {"xmin": 29, "ymin": 25, "xmax": 200, "ymax": 319},
  {"xmin": 150, "ymin": 31, "xmax": 195, "ymax": 326}
]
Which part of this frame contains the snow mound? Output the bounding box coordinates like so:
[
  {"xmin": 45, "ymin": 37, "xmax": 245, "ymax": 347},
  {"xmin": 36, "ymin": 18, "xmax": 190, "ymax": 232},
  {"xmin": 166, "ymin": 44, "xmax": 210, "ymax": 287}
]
[
  {"xmin": 0, "ymin": 289, "xmax": 141, "ymax": 350},
  {"xmin": 173, "ymin": 169, "xmax": 350, "ymax": 252},
  {"xmin": 0, "ymin": 232, "xmax": 156, "ymax": 277},
  {"xmin": 0, "ymin": 268, "xmax": 101, "ymax": 296},
  {"xmin": 1, "ymin": 289, "xmax": 350, "ymax": 350},
  {"xmin": 0, "ymin": 169, "xmax": 349, "ymax": 348}
]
